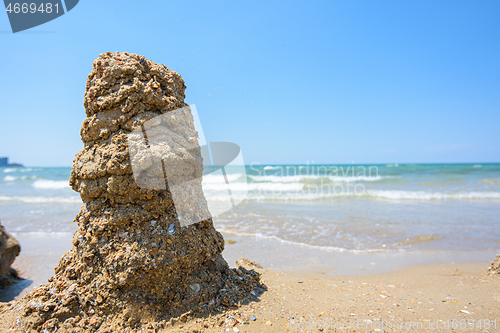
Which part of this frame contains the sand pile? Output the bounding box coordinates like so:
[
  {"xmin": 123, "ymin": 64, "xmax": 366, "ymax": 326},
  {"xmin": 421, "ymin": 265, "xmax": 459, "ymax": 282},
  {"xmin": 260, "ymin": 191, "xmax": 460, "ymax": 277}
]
[{"xmin": 3, "ymin": 52, "xmax": 263, "ymax": 332}]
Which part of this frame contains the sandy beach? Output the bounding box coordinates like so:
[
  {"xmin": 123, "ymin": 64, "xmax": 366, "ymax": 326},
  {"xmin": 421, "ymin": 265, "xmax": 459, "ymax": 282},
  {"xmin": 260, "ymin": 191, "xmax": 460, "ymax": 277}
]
[
  {"xmin": 184, "ymin": 261, "xmax": 500, "ymax": 332},
  {"xmin": 1, "ymin": 233, "xmax": 499, "ymax": 332},
  {"xmin": 2, "ymin": 0, "xmax": 500, "ymax": 331}
]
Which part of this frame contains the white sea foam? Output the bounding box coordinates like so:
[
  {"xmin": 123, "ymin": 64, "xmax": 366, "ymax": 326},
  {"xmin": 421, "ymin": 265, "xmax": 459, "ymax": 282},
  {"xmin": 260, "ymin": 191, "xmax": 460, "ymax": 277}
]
[
  {"xmin": 32, "ymin": 180, "xmax": 70, "ymax": 189},
  {"xmin": 2, "ymin": 175, "xmax": 38, "ymax": 181},
  {"xmin": 19, "ymin": 168, "xmax": 36, "ymax": 172},
  {"xmin": 263, "ymin": 166, "xmax": 281, "ymax": 171},
  {"xmin": 216, "ymin": 226, "xmax": 401, "ymax": 253},
  {"xmin": 1, "ymin": 168, "xmax": 39, "ymax": 173},
  {"xmin": 229, "ymin": 189, "xmax": 500, "ymax": 202},
  {"xmin": 365, "ymin": 190, "xmax": 500, "ymax": 200},
  {"xmin": 248, "ymin": 175, "xmax": 382, "ymax": 183},
  {"xmin": 10, "ymin": 231, "xmax": 74, "ymax": 237},
  {"xmin": 245, "ymin": 191, "xmax": 357, "ymax": 201},
  {"xmin": 0, "ymin": 195, "xmax": 81, "ymax": 204},
  {"xmin": 204, "ymin": 182, "xmax": 303, "ymax": 193},
  {"xmin": 478, "ymin": 178, "xmax": 500, "ymax": 184},
  {"xmin": 330, "ymin": 175, "xmax": 382, "ymax": 182},
  {"xmin": 202, "ymin": 173, "xmax": 244, "ymax": 184},
  {"xmin": 248, "ymin": 175, "xmax": 301, "ymax": 183}
]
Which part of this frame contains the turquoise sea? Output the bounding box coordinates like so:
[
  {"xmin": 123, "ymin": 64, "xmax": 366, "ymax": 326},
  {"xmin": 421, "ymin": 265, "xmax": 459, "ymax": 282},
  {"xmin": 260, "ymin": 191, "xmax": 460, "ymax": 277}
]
[{"xmin": 1, "ymin": 163, "xmax": 499, "ymax": 253}]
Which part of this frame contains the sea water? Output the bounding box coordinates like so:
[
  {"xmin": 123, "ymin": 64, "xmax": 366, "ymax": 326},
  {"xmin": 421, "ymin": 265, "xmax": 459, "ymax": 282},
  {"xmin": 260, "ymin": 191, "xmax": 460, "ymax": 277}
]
[{"xmin": 0, "ymin": 164, "xmax": 499, "ymax": 253}]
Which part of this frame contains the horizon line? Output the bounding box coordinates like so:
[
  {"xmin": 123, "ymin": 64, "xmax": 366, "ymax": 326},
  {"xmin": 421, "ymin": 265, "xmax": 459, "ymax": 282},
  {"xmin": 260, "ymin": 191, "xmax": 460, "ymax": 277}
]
[{"xmin": 2, "ymin": 161, "xmax": 499, "ymax": 168}]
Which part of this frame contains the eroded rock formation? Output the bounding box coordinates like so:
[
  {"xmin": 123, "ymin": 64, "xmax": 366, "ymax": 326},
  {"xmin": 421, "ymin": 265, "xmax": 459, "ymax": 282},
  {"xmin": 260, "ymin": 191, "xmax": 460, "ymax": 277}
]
[
  {"xmin": 0, "ymin": 222, "xmax": 21, "ymax": 289},
  {"xmin": 4, "ymin": 52, "xmax": 262, "ymax": 332}
]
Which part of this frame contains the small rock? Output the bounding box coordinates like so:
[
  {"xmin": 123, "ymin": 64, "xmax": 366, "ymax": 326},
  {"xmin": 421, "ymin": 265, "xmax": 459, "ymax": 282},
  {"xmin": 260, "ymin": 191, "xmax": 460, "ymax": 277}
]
[
  {"xmin": 236, "ymin": 257, "xmax": 262, "ymax": 269},
  {"xmin": 249, "ymin": 315, "xmax": 256, "ymax": 321},
  {"xmin": 0, "ymin": 223, "xmax": 21, "ymax": 287},
  {"xmin": 486, "ymin": 253, "xmax": 500, "ymax": 275},
  {"xmin": 265, "ymin": 321, "xmax": 273, "ymax": 326}
]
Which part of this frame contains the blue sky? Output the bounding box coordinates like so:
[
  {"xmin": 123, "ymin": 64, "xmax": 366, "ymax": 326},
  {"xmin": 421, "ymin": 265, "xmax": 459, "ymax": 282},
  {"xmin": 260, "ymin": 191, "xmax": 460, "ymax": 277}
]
[{"xmin": 1, "ymin": 0, "xmax": 499, "ymax": 166}]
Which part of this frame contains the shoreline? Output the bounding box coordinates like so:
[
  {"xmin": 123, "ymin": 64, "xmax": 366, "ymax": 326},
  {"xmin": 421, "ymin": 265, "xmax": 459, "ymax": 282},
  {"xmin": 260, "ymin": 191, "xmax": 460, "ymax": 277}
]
[
  {"xmin": 2, "ymin": 252, "xmax": 499, "ymax": 331},
  {"xmin": 222, "ymin": 233, "xmax": 497, "ymax": 276},
  {"xmin": 1, "ymin": 232, "xmax": 497, "ymax": 303},
  {"xmin": 1, "ymin": 233, "xmax": 499, "ymax": 332}
]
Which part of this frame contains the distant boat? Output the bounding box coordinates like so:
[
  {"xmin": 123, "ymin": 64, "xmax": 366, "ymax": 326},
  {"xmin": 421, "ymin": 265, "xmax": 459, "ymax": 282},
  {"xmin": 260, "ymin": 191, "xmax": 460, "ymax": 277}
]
[{"xmin": 0, "ymin": 157, "xmax": 24, "ymax": 167}]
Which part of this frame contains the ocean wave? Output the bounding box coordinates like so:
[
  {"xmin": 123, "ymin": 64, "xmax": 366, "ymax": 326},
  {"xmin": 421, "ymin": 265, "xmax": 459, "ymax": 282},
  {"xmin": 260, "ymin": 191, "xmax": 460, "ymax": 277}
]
[
  {"xmin": 231, "ymin": 189, "xmax": 500, "ymax": 202},
  {"xmin": 248, "ymin": 174, "xmax": 382, "ymax": 183},
  {"xmin": 32, "ymin": 180, "xmax": 70, "ymax": 189},
  {"xmin": 2, "ymin": 175, "xmax": 38, "ymax": 182},
  {"xmin": 263, "ymin": 166, "xmax": 281, "ymax": 171},
  {"xmin": 0, "ymin": 195, "xmax": 81, "ymax": 204},
  {"xmin": 216, "ymin": 227, "xmax": 402, "ymax": 253},
  {"xmin": 478, "ymin": 178, "xmax": 500, "ymax": 184},
  {"xmin": 1, "ymin": 168, "xmax": 40, "ymax": 173},
  {"xmin": 396, "ymin": 234, "xmax": 440, "ymax": 246},
  {"xmin": 202, "ymin": 173, "xmax": 244, "ymax": 184},
  {"xmin": 365, "ymin": 190, "xmax": 500, "ymax": 200},
  {"xmin": 203, "ymin": 182, "xmax": 303, "ymax": 193},
  {"xmin": 10, "ymin": 231, "xmax": 74, "ymax": 237}
]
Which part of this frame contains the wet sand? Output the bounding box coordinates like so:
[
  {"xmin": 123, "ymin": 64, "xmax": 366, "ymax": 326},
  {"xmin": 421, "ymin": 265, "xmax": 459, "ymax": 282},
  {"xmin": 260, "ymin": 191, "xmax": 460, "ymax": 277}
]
[{"xmin": 1, "ymin": 233, "xmax": 499, "ymax": 332}]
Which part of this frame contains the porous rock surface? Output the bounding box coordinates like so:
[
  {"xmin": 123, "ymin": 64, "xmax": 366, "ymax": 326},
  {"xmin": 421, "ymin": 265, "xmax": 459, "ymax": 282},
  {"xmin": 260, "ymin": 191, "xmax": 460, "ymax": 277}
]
[
  {"xmin": 3, "ymin": 52, "xmax": 262, "ymax": 332},
  {"xmin": 0, "ymin": 222, "xmax": 21, "ymax": 288}
]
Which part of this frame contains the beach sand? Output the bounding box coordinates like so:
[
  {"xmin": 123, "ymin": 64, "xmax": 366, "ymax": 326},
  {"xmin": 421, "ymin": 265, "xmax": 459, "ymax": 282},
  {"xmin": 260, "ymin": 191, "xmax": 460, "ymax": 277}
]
[
  {"xmin": 177, "ymin": 262, "xmax": 499, "ymax": 332},
  {"xmin": 1, "ymin": 234, "xmax": 499, "ymax": 332}
]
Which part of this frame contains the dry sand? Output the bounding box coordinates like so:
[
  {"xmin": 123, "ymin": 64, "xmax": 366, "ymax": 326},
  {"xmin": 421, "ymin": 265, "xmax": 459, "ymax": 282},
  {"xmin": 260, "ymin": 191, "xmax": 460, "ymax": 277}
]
[
  {"xmin": 1, "ymin": 233, "xmax": 499, "ymax": 332},
  {"xmin": 0, "ymin": 235, "xmax": 500, "ymax": 332},
  {"xmin": 182, "ymin": 262, "xmax": 499, "ymax": 332}
]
